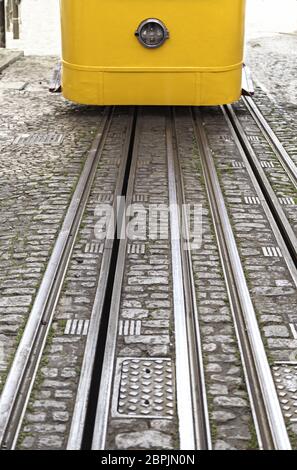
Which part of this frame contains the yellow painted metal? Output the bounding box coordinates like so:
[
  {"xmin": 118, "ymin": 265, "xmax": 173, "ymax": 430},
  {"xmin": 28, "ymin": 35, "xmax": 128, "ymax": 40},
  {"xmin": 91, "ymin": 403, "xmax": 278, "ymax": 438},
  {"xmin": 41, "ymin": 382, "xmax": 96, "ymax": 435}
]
[{"xmin": 60, "ymin": 0, "xmax": 246, "ymax": 105}]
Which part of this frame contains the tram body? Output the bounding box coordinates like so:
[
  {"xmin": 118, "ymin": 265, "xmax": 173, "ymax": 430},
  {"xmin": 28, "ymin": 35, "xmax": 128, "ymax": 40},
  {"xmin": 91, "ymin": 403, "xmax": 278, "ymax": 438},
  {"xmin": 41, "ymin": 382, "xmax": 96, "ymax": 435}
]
[{"xmin": 60, "ymin": 0, "xmax": 246, "ymax": 106}]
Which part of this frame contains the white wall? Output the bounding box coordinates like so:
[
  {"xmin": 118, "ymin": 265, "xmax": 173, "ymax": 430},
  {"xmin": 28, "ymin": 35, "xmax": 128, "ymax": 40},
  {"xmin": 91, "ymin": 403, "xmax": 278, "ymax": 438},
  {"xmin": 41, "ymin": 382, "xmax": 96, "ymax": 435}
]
[
  {"xmin": 6, "ymin": 0, "xmax": 297, "ymax": 55},
  {"xmin": 7, "ymin": 0, "xmax": 61, "ymax": 55},
  {"xmin": 246, "ymin": 0, "xmax": 297, "ymax": 38}
]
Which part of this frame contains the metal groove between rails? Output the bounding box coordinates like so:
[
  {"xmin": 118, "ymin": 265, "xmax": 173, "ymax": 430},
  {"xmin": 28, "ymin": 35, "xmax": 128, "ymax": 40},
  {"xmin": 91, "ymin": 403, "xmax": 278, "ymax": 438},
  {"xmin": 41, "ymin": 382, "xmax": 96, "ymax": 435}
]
[{"xmin": 90, "ymin": 108, "xmax": 142, "ymax": 449}]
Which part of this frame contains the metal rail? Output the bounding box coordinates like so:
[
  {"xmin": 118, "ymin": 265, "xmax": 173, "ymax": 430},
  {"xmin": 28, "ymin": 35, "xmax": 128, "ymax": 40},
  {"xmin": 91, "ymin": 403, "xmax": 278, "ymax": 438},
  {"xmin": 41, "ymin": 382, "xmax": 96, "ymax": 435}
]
[
  {"xmin": 192, "ymin": 107, "xmax": 291, "ymax": 450},
  {"xmin": 91, "ymin": 108, "xmax": 212, "ymax": 450},
  {"xmin": 0, "ymin": 107, "xmax": 114, "ymax": 449},
  {"xmin": 242, "ymin": 96, "xmax": 297, "ymax": 186},
  {"xmin": 165, "ymin": 111, "xmax": 197, "ymax": 449},
  {"xmin": 169, "ymin": 108, "xmax": 212, "ymax": 449},
  {"xmin": 67, "ymin": 108, "xmax": 136, "ymax": 449},
  {"xmin": 225, "ymin": 105, "xmax": 297, "ymax": 284}
]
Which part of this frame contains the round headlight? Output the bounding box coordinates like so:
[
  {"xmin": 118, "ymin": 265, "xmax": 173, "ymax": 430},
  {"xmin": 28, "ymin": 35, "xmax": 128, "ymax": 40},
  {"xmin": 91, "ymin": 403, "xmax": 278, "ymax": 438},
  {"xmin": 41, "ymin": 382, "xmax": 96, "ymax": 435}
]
[{"xmin": 135, "ymin": 19, "xmax": 169, "ymax": 49}]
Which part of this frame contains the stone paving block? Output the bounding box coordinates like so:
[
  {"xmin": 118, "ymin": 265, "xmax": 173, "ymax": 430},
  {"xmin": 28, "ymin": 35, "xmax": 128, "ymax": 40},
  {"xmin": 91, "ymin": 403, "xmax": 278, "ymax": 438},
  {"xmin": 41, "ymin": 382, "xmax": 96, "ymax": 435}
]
[{"xmin": 115, "ymin": 430, "xmax": 173, "ymax": 450}]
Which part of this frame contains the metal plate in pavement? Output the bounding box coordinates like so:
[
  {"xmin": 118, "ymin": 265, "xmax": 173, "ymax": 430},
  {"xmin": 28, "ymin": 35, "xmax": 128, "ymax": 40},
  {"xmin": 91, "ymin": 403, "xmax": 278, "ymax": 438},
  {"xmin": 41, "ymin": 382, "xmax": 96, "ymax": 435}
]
[
  {"xmin": 13, "ymin": 133, "xmax": 64, "ymax": 146},
  {"xmin": 112, "ymin": 358, "xmax": 175, "ymax": 419},
  {"xmin": 273, "ymin": 364, "xmax": 297, "ymax": 422}
]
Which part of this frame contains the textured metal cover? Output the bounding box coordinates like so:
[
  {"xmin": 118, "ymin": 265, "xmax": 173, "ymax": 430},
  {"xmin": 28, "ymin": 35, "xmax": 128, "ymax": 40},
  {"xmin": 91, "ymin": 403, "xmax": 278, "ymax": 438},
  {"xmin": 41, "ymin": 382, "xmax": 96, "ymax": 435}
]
[
  {"xmin": 273, "ymin": 364, "xmax": 297, "ymax": 422},
  {"xmin": 13, "ymin": 133, "xmax": 64, "ymax": 146},
  {"xmin": 112, "ymin": 358, "xmax": 174, "ymax": 419}
]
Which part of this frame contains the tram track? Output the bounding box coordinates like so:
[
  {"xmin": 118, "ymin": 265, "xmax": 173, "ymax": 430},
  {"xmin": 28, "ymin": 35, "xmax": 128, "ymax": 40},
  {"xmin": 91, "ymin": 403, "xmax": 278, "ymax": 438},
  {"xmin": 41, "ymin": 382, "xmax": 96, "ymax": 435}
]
[
  {"xmin": 68, "ymin": 107, "xmax": 137, "ymax": 449},
  {"xmin": 80, "ymin": 107, "xmax": 141, "ymax": 450},
  {"xmin": 0, "ymin": 104, "xmax": 296, "ymax": 451},
  {"xmin": 170, "ymin": 108, "xmax": 212, "ymax": 450},
  {"xmin": 67, "ymin": 104, "xmax": 296, "ymax": 450},
  {"xmin": 242, "ymin": 96, "xmax": 297, "ymax": 186},
  {"xmin": 0, "ymin": 107, "xmax": 213, "ymax": 450},
  {"xmin": 192, "ymin": 107, "xmax": 291, "ymax": 450},
  {"xmin": 226, "ymin": 101, "xmax": 297, "ymax": 270},
  {"xmin": 77, "ymin": 108, "xmax": 212, "ymax": 450},
  {"xmin": 0, "ymin": 106, "xmax": 135, "ymax": 449}
]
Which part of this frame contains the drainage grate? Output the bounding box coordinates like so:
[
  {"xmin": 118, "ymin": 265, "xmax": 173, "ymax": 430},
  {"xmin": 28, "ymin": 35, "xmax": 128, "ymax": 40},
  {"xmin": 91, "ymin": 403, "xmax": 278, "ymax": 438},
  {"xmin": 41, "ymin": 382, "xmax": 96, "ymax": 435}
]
[
  {"xmin": 244, "ymin": 196, "xmax": 260, "ymax": 205},
  {"xmin": 262, "ymin": 246, "xmax": 282, "ymax": 258},
  {"xmin": 97, "ymin": 194, "xmax": 114, "ymax": 203},
  {"xmin": 13, "ymin": 133, "xmax": 64, "ymax": 146},
  {"xmin": 112, "ymin": 358, "xmax": 174, "ymax": 419},
  {"xmin": 133, "ymin": 194, "xmax": 149, "ymax": 203},
  {"xmin": 279, "ymin": 197, "xmax": 295, "ymax": 206},
  {"xmin": 247, "ymin": 135, "xmax": 261, "ymax": 142},
  {"xmin": 119, "ymin": 320, "xmax": 142, "ymax": 336},
  {"xmin": 273, "ymin": 364, "xmax": 297, "ymax": 422},
  {"xmin": 127, "ymin": 244, "xmax": 146, "ymax": 255},
  {"xmin": 260, "ymin": 161, "xmax": 275, "ymax": 169},
  {"xmin": 64, "ymin": 319, "xmax": 89, "ymax": 336},
  {"xmin": 232, "ymin": 161, "xmax": 245, "ymax": 168},
  {"xmin": 84, "ymin": 241, "xmax": 104, "ymax": 254}
]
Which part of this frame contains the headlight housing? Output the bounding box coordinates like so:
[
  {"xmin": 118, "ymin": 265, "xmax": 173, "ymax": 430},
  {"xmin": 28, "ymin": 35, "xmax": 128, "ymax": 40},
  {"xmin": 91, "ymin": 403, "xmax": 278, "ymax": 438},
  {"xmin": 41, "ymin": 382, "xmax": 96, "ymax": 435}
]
[{"xmin": 135, "ymin": 19, "xmax": 169, "ymax": 49}]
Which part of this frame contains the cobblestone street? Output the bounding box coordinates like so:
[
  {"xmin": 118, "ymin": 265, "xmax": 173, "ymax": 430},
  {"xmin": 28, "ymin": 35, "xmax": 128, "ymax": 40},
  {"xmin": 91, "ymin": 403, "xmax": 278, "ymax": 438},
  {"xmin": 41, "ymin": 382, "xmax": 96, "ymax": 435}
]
[
  {"xmin": 0, "ymin": 0, "xmax": 297, "ymax": 454},
  {"xmin": 0, "ymin": 56, "xmax": 104, "ymax": 389}
]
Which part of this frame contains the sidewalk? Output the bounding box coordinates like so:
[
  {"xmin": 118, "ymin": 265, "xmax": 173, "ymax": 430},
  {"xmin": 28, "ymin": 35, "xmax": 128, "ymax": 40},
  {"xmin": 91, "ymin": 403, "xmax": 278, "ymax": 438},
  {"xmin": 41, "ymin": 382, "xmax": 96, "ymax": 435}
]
[{"xmin": 0, "ymin": 49, "xmax": 23, "ymax": 72}]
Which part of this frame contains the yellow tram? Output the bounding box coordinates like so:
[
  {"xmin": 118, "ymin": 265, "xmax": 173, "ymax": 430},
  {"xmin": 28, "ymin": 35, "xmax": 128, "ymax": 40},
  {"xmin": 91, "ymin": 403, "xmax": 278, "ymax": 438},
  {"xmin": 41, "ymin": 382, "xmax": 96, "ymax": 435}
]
[{"xmin": 60, "ymin": 0, "xmax": 246, "ymax": 106}]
